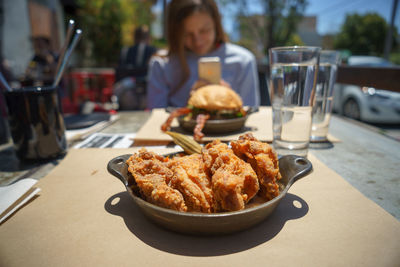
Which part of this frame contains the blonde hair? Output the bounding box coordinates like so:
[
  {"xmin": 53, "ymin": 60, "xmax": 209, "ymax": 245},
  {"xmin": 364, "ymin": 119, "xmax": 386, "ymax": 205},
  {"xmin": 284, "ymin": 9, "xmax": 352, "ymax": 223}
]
[{"xmin": 166, "ymin": 0, "xmax": 226, "ymax": 92}]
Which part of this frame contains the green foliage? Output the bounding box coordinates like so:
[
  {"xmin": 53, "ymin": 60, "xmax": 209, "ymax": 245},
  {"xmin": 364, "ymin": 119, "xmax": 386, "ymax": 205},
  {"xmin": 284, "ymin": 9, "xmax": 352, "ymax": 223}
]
[
  {"xmin": 120, "ymin": 0, "xmax": 155, "ymax": 46},
  {"xmin": 218, "ymin": 0, "xmax": 308, "ymax": 58},
  {"xmin": 334, "ymin": 13, "xmax": 398, "ymax": 56},
  {"xmin": 77, "ymin": 0, "xmax": 124, "ymax": 66},
  {"xmin": 270, "ymin": 0, "xmax": 307, "ymax": 49},
  {"xmin": 389, "ymin": 52, "xmax": 400, "ymax": 65},
  {"xmin": 152, "ymin": 38, "xmax": 168, "ymax": 50},
  {"xmin": 285, "ymin": 33, "xmax": 305, "ymax": 46},
  {"xmin": 75, "ymin": 0, "xmax": 155, "ymax": 67}
]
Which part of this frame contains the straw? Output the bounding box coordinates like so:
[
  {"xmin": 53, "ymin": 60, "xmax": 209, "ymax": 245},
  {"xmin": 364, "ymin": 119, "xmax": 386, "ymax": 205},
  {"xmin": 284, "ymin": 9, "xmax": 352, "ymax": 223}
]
[
  {"xmin": 54, "ymin": 19, "xmax": 75, "ymax": 82},
  {"xmin": 53, "ymin": 29, "xmax": 82, "ymax": 87}
]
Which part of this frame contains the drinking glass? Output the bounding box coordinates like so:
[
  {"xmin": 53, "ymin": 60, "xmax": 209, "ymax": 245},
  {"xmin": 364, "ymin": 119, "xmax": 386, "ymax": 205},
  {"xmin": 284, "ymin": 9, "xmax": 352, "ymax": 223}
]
[
  {"xmin": 311, "ymin": 50, "xmax": 341, "ymax": 142},
  {"xmin": 269, "ymin": 46, "xmax": 320, "ymax": 157}
]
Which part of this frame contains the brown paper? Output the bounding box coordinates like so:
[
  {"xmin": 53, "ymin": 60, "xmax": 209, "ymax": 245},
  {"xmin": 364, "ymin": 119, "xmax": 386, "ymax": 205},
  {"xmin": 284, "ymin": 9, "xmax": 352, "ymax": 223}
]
[
  {"xmin": 1, "ymin": 148, "xmax": 399, "ymax": 267},
  {"xmin": 135, "ymin": 107, "xmax": 340, "ymax": 143}
]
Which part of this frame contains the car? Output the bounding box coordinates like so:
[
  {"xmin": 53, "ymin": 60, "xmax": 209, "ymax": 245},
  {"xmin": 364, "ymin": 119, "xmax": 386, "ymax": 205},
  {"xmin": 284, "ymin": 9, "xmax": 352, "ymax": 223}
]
[{"xmin": 333, "ymin": 56, "xmax": 400, "ymax": 124}]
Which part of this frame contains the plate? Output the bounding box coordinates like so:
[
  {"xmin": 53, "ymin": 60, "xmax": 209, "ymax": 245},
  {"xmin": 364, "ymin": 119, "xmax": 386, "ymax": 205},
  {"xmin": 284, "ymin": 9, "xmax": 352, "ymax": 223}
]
[
  {"xmin": 170, "ymin": 106, "xmax": 258, "ymax": 134},
  {"xmin": 177, "ymin": 116, "xmax": 248, "ymax": 134},
  {"xmin": 107, "ymin": 152, "xmax": 312, "ymax": 235},
  {"xmin": 64, "ymin": 113, "xmax": 110, "ymax": 130}
]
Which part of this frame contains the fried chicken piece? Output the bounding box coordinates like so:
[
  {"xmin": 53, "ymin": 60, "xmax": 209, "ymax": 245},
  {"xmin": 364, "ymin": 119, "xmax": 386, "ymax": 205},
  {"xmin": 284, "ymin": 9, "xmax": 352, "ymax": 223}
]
[
  {"xmin": 231, "ymin": 133, "xmax": 281, "ymax": 201},
  {"xmin": 202, "ymin": 140, "xmax": 259, "ymax": 211},
  {"xmin": 126, "ymin": 149, "xmax": 187, "ymax": 212},
  {"xmin": 167, "ymin": 154, "xmax": 214, "ymax": 213},
  {"xmin": 125, "ymin": 135, "xmax": 280, "ymax": 213}
]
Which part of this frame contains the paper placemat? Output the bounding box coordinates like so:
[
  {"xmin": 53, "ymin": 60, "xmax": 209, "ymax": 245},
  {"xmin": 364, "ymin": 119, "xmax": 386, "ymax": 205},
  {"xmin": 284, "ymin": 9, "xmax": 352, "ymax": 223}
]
[
  {"xmin": 135, "ymin": 107, "xmax": 340, "ymax": 143},
  {"xmin": 0, "ymin": 178, "xmax": 41, "ymax": 224},
  {"xmin": 0, "ymin": 148, "xmax": 398, "ymax": 266}
]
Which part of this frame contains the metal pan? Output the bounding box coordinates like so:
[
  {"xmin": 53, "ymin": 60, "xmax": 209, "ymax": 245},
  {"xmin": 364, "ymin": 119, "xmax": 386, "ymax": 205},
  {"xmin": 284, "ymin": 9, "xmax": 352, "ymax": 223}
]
[{"xmin": 107, "ymin": 153, "xmax": 312, "ymax": 235}]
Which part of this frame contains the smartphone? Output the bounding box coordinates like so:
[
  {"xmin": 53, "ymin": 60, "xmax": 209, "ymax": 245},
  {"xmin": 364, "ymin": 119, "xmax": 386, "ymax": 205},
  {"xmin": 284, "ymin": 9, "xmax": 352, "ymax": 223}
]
[{"xmin": 198, "ymin": 57, "xmax": 221, "ymax": 84}]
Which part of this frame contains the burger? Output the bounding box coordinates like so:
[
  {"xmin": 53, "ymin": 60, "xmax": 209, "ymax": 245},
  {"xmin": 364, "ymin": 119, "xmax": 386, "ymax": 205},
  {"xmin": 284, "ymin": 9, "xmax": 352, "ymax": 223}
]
[
  {"xmin": 161, "ymin": 85, "xmax": 247, "ymax": 140},
  {"xmin": 186, "ymin": 85, "xmax": 245, "ymax": 120}
]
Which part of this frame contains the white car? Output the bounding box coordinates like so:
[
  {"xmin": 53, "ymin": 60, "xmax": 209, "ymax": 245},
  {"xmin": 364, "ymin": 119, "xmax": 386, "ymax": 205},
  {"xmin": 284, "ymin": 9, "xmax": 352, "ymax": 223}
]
[{"xmin": 333, "ymin": 56, "xmax": 400, "ymax": 124}]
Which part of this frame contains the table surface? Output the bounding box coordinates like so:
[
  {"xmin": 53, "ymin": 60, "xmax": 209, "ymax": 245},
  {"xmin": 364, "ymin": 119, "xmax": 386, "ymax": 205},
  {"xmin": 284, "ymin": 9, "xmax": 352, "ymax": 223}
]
[
  {"xmin": 104, "ymin": 111, "xmax": 400, "ymax": 221},
  {"xmin": 1, "ymin": 110, "xmax": 399, "ymax": 221}
]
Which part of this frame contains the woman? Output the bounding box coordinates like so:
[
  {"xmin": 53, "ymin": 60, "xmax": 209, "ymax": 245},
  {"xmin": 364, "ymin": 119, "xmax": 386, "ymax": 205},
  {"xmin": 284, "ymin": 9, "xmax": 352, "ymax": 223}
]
[{"xmin": 147, "ymin": 0, "xmax": 260, "ymax": 108}]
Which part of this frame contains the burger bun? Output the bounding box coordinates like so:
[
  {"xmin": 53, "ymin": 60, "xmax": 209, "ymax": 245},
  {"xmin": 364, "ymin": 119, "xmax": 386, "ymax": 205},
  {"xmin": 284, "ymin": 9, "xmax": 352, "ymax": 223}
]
[{"xmin": 188, "ymin": 85, "xmax": 243, "ymax": 110}]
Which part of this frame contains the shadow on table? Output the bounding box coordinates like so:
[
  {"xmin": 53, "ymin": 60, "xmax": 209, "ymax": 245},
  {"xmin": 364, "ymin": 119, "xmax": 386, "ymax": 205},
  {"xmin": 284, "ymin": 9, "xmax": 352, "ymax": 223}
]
[
  {"xmin": 0, "ymin": 145, "xmax": 65, "ymax": 186},
  {"xmin": 104, "ymin": 191, "xmax": 308, "ymax": 256},
  {"xmin": 309, "ymin": 140, "xmax": 334, "ymax": 149},
  {"xmin": 0, "ymin": 145, "xmax": 64, "ymax": 172}
]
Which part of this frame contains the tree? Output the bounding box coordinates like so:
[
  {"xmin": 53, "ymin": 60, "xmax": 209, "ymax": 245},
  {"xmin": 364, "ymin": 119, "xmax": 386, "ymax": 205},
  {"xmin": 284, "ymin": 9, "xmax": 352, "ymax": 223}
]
[
  {"xmin": 120, "ymin": 0, "xmax": 156, "ymax": 47},
  {"xmin": 77, "ymin": 0, "xmax": 124, "ymax": 66},
  {"xmin": 75, "ymin": 0, "xmax": 156, "ymax": 67},
  {"xmin": 334, "ymin": 13, "xmax": 398, "ymax": 56},
  {"xmin": 219, "ymin": 0, "xmax": 307, "ymax": 58}
]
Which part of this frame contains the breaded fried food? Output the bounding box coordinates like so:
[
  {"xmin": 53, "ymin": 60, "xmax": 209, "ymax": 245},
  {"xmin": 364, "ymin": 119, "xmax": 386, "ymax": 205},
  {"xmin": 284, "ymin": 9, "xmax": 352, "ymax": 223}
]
[
  {"xmin": 202, "ymin": 140, "xmax": 259, "ymax": 211},
  {"xmin": 126, "ymin": 149, "xmax": 187, "ymax": 212},
  {"xmin": 167, "ymin": 154, "xmax": 214, "ymax": 213},
  {"xmin": 125, "ymin": 134, "xmax": 282, "ymax": 213},
  {"xmin": 231, "ymin": 133, "xmax": 281, "ymax": 200}
]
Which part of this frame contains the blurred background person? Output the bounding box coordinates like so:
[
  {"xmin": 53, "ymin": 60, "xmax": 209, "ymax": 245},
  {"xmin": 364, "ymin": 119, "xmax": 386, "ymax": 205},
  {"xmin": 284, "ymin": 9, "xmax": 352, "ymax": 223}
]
[
  {"xmin": 0, "ymin": 54, "xmax": 15, "ymax": 146},
  {"xmin": 0, "ymin": 54, "xmax": 16, "ymax": 87},
  {"xmin": 114, "ymin": 25, "xmax": 157, "ymax": 110},
  {"xmin": 146, "ymin": 0, "xmax": 260, "ymax": 109},
  {"xmin": 24, "ymin": 36, "xmax": 58, "ymax": 86},
  {"xmin": 119, "ymin": 25, "xmax": 157, "ymax": 72}
]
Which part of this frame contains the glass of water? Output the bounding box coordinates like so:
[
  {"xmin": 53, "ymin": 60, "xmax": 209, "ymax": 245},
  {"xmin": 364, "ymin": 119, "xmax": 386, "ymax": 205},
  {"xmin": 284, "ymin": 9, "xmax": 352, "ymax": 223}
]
[
  {"xmin": 310, "ymin": 50, "xmax": 341, "ymax": 142},
  {"xmin": 269, "ymin": 46, "xmax": 321, "ymax": 157}
]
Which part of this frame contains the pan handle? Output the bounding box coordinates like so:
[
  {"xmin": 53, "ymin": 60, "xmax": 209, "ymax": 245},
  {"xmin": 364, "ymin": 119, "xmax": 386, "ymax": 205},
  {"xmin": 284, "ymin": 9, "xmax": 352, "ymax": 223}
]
[
  {"xmin": 278, "ymin": 155, "xmax": 313, "ymax": 189},
  {"xmin": 107, "ymin": 154, "xmax": 132, "ymax": 186}
]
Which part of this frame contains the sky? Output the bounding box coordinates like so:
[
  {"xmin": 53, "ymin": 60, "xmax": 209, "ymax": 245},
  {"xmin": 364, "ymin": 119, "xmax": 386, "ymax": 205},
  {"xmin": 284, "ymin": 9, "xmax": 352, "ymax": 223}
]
[{"xmin": 152, "ymin": 0, "xmax": 400, "ymax": 37}]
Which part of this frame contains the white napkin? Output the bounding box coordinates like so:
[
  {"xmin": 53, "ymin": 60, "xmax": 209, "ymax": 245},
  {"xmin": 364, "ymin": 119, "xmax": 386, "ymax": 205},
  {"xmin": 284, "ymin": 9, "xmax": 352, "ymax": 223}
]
[{"xmin": 0, "ymin": 178, "xmax": 41, "ymax": 224}]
